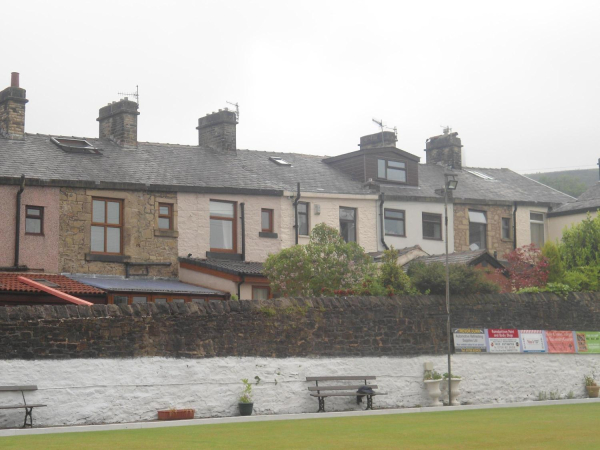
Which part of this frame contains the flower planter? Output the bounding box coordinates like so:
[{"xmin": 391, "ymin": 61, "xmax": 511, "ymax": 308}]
[
  {"xmin": 424, "ymin": 380, "xmax": 442, "ymax": 406},
  {"xmin": 442, "ymin": 379, "xmax": 462, "ymax": 406},
  {"xmin": 239, "ymin": 402, "xmax": 254, "ymax": 416},
  {"xmin": 586, "ymin": 386, "xmax": 600, "ymax": 398},
  {"xmin": 157, "ymin": 409, "xmax": 195, "ymax": 420}
]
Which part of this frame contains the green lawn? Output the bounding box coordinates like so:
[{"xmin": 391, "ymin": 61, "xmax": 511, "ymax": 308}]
[{"xmin": 2, "ymin": 404, "xmax": 599, "ymax": 449}]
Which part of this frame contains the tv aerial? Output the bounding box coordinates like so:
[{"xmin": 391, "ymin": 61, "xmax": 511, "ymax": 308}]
[{"xmin": 118, "ymin": 85, "xmax": 139, "ymax": 106}]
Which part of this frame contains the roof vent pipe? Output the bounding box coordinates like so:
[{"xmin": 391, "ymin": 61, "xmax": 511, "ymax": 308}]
[{"xmin": 11, "ymin": 72, "xmax": 19, "ymax": 88}]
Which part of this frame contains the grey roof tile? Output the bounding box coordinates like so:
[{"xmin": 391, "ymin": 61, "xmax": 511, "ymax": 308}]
[{"xmin": 180, "ymin": 257, "xmax": 264, "ymax": 276}]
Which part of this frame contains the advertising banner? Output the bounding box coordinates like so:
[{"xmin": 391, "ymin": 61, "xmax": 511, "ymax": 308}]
[
  {"xmin": 453, "ymin": 328, "xmax": 487, "ymax": 352},
  {"xmin": 576, "ymin": 331, "xmax": 600, "ymax": 353},
  {"xmin": 487, "ymin": 329, "xmax": 520, "ymax": 353},
  {"xmin": 546, "ymin": 331, "xmax": 576, "ymax": 353},
  {"xmin": 520, "ymin": 330, "xmax": 546, "ymax": 353}
]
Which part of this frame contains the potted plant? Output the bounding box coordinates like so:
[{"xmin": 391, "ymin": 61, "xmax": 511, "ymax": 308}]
[
  {"xmin": 423, "ymin": 369, "xmax": 443, "ymax": 406},
  {"xmin": 157, "ymin": 407, "xmax": 195, "ymax": 420},
  {"xmin": 238, "ymin": 378, "xmax": 254, "ymax": 416},
  {"xmin": 442, "ymin": 373, "xmax": 462, "ymax": 406},
  {"xmin": 585, "ymin": 374, "xmax": 599, "ymax": 398}
]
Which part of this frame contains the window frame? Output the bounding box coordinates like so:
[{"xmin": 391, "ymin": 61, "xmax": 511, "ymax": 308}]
[
  {"xmin": 468, "ymin": 209, "xmax": 487, "ymax": 250},
  {"xmin": 261, "ymin": 208, "xmax": 274, "ymax": 233},
  {"xmin": 422, "ymin": 212, "xmax": 442, "ymax": 241},
  {"xmin": 25, "ymin": 205, "xmax": 44, "ymax": 236},
  {"xmin": 501, "ymin": 217, "xmax": 512, "ymax": 241},
  {"xmin": 384, "ymin": 208, "xmax": 406, "ymax": 237},
  {"xmin": 91, "ymin": 197, "xmax": 124, "ymax": 255},
  {"xmin": 252, "ymin": 285, "xmax": 271, "ymax": 300},
  {"xmin": 297, "ymin": 201, "xmax": 310, "ymax": 236},
  {"xmin": 530, "ymin": 211, "xmax": 545, "ymax": 248},
  {"xmin": 158, "ymin": 203, "xmax": 173, "ymax": 231},
  {"xmin": 339, "ymin": 206, "xmax": 357, "ymax": 243},
  {"xmin": 377, "ymin": 158, "xmax": 407, "ymax": 183},
  {"xmin": 209, "ymin": 199, "xmax": 237, "ymax": 253}
]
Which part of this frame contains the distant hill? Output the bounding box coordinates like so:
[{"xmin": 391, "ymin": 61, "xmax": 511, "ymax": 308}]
[{"xmin": 525, "ymin": 169, "xmax": 598, "ymax": 198}]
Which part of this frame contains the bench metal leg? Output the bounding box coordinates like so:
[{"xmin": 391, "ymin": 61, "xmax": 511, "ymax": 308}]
[
  {"xmin": 23, "ymin": 407, "xmax": 34, "ymax": 428},
  {"xmin": 317, "ymin": 397, "xmax": 325, "ymax": 413},
  {"xmin": 366, "ymin": 395, "xmax": 373, "ymax": 410}
]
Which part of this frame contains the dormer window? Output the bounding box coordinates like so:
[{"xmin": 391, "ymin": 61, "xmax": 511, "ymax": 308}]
[
  {"xmin": 377, "ymin": 159, "xmax": 406, "ymax": 182},
  {"xmin": 51, "ymin": 137, "xmax": 102, "ymax": 155}
]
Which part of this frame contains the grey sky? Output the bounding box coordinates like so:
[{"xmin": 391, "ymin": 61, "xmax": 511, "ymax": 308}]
[{"xmin": 5, "ymin": 0, "xmax": 600, "ymax": 173}]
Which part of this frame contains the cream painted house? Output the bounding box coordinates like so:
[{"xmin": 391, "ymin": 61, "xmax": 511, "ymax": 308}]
[{"xmin": 547, "ymin": 182, "xmax": 600, "ymax": 242}]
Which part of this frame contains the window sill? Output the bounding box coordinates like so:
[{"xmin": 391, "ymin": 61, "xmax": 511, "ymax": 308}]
[
  {"xmin": 385, "ymin": 234, "xmax": 406, "ymax": 238},
  {"xmin": 85, "ymin": 253, "xmax": 130, "ymax": 263},
  {"xmin": 25, "ymin": 233, "xmax": 44, "ymax": 236},
  {"xmin": 259, "ymin": 232, "xmax": 278, "ymax": 239},
  {"xmin": 422, "ymin": 237, "xmax": 443, "ymax": 241},
  {"xmin": 154, "ymin": 229, "xmax": 179, "ymax": 238}
]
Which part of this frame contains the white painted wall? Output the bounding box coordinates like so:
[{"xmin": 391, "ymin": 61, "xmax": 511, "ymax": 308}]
[
  {"xmin": 515, "ymin": 205, "xmax": 549, "ymax": 248},
  {"xmin": 548, "ymin": 212, "xmax": 596, "ymax": 243},
  {"xmin": 0, "ymin": 354, "xmax": 597, "ymax": 428},
  {"xmin": 378, "ymin": 200, "xmax": 454, "ymax": 255}
]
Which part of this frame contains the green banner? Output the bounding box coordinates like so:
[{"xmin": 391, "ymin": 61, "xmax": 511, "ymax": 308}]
[{"xmin": 576, "ymin": 331, "xmax": 600, "ymax": 353}]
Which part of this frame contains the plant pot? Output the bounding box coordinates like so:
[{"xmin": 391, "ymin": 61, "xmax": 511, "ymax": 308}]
[
  {"xmin": 424, "ymin": 380, "xmax": 442, "ymax": 406},
  {"xmin": 586, "ymin": 386, "xmax": 600, "ymax": 398},
  {"xmin": 157, "ymin": 409, "xmax": 195, "ymax": 420},
  {"xmin": 442, "ymin": 379, "xmax": 462, "ymax": 406},
  {"xmin": 239, "ymin": 402, "xmax": 254, "ymax": 416}
]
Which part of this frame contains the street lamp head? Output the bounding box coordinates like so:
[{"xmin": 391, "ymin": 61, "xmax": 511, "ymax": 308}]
[{"xmin": 447, "ymin": 179, "xmax": 458, "ymax": 190}]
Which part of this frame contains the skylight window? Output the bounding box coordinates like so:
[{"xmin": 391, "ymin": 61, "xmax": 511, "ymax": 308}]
[
  {"xmin": 466, "ymin": 170, "xmax": 494, "ymax": 180},
  {"xmin": 51, "ymin": 137, "xmax": 102, "ymax": 155},
  {"xmin": 269, "ymin": 156, "xmax": 292, "ymax": 166},
  {"xmin": 31, "ymin": 279, "xmax": 60, "ymax": 288}
]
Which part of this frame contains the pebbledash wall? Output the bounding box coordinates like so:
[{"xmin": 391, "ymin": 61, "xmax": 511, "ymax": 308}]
[{"xmin": 1, "ymin": 293, "xmax": 600, "ymax": 427}]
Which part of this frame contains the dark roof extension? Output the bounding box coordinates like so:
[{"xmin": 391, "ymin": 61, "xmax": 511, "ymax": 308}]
[
  {"xmin": 179, "ymin": 257, "xmax": 265, "ymax": 277},
  {"xmin": 405, "ymin": 249, "xmax": 505, "ymax": 270},
  {"xmin": 548, "ymin": 182, "xmax": 600, "ymax": 217}
]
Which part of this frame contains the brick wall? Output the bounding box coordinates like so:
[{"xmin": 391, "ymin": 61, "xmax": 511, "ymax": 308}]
[{"xmin": 1, "ymin": 293, "xmax": 599, "ymax": 360}]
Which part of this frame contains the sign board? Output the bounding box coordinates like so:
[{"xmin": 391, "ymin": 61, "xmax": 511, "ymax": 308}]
[
  {"xmin": 520, "ymin": 330, "xmax": 546, "ymax": 353},
  {"xmin": 546, "ymin": 331, "xmax": 576, "ymax": 353},
  {"xmin": 487, "ymin": 329, "xmax": 520, "ymax": 353},
  {"xmin": 576, "ymin": 331, "xmax": 600, "ymax": 353},
  {"xmin": 453, "ymin": 328, "xmax": 487, "ymax": 353}
]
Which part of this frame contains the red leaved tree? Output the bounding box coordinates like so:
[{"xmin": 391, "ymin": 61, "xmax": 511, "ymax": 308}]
[{"xmin": 499, "ymin": 244, "xmax": 549, "ymax": 292}]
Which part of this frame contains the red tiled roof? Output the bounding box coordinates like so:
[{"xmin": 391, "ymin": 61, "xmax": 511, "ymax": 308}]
[{"xmin": 0, "ymin": 273, "xmax": 105, "ymax": 295}]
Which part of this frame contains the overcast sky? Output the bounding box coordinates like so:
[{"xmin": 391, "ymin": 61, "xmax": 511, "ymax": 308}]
[{"xmin": 5, "ymin": 0, "xmax": 600, "ymax": 173}]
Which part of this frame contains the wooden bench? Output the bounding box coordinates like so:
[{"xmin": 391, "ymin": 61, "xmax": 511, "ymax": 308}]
[
  {"xmin": 0, "ymin": 385, "xmax": 46, "ymax": 428},
  {"xmin": 307, "ymin": 376, "xmax": 386, "ymax": 412}
]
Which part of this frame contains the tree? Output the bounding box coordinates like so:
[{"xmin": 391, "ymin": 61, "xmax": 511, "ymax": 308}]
[
  {"xmin": 407, "ymin": 262, "xmax": 499, "ymax": 295},
  {"xmin": 500, "ymin": 244, "xmax": 549, "ymax": 292},
  {"xmin": 542, "ymin": 241, "xmax": 565, "ymax": 283},
  {"xmin": 560, "ymin": 213, "xmax": 600, "ymax": 270},
  {"xmin": 378, "ymin": 247, "xmax": 416, "ymax": 295},
  {"xmin": 263, "ymin": 223, "xmax": 376, "ymax": 297}
]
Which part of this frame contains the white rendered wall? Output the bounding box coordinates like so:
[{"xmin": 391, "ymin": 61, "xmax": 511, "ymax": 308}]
[
  {"xmin": 548, "ymin": 212, "xmax": 594, "ymax": 243},
  {"xmin": 0, "ymin": 354, "xmax": 597, "ymax": 428},
  {"xmin": 515, "ymin": 205, "xmax": 549, "ymax": 248},
  {"xmin": 378, "ymin": 200, "xmax": 454, "ymax": 255}
]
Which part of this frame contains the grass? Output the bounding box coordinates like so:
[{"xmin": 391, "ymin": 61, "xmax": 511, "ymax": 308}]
[{"xmin": 2, "ymin": 403, "xmax": 600, "ymax": 449}]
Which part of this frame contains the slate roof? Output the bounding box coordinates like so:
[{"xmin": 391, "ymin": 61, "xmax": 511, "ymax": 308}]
[
  {"xmin": 406, "ymin": 249, "xmax": 505, "ymax": 269},
  {"xmin": 368, "ymin": 245, "xmax": 426, "ymax": 261},
  {"xmin": 380, "ymin": 165, "xmax": 575, "ymax": 205},
  {"xmin": 68, "ymin": 275, "xmax": 226, "ymax": 296},
  {"xmin": 0, "ymin": 134, "xmax": 373, "ymax": 195},
  {"xmin": 549, "ymin": 182, "xmax": 600, "ymax": 216},
  {"xmin": 179, "ymin": 257, "xmax": 265, "ymax": 277},
  {"xmin": 0, "ymin": 273, "xmax": 105, "ymax": 295}
]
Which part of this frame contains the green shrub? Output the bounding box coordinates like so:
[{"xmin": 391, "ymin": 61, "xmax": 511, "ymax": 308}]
[
  {"xmin": 407, "ymin": 262, "xmax": 500, "ymax": 295},
  {"xmin": 560, "ymin": 213, "xmax": 600, "ymax": 270},
  {"xmin": 563, "ymin": 267, "xmax": 600, "ymax": 292},
  {"xmin": 377, "ymin": 247, "xmax": 417, "ymax": 295},
  {"xmin": 542, "ymin": 241, "xmax": 565, "ymax": 283}
]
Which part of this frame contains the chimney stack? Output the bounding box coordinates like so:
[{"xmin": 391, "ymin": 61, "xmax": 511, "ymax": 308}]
[
  {"xmin": 97, "ymin": 98, "xmax": 139, "ymax": 148},
  {"xmin": 359, "ymin": 131, "xmax": 397, "ymax": 150},
  {"xmin": 0, "ymin": 72, "xmax": 28, "ymax": 140},
  {"xmin": 197, "ymin": 109, "xmax": 237, "ymax": 152},
  {"xmin": 425, "ymin": 131, "xmax": 463, "ymax": 170}
]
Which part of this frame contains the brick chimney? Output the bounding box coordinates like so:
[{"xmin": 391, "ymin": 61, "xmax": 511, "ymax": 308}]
[
  {"xmin": 197, "ymin": 109, "xmax": 237, "ymax": 151},
  {"xmin": 0, "ymin": 72, "xmax": 28, "ymax": 140},
  {"xmin": 425, "ymin": 130, "xmax": 462, "ymax": 169},
  {"xmin": 97, "ymin": 98, "xmax": 139, "ymax": 148},
  {"xmin": 359, "ymin": 131, "xmax": 397, "ymax": 150}
]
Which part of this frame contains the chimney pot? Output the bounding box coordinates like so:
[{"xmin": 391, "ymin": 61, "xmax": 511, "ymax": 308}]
[{"xmin": 10, "ymin": 72, "xmax": 19, "ymax": 88}]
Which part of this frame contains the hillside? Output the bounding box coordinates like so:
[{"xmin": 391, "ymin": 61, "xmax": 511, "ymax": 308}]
[{"xmin": 525, "ymin": 169, "xmax": 598, "ymax": 198}]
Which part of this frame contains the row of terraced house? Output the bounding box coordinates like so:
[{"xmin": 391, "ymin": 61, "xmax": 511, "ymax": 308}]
[{"xmin": 0, "ymin": 72, "xmax": 585, "ymax": 305}]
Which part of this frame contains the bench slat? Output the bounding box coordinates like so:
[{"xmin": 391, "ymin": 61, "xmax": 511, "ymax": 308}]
[
  {"xmin": 306, "ymin": 376, "xmax": 376, "ymax": 382},
  {"xmin": 308, "ymin": 385, "xmax": 378, "ymax": 391},
  {"xmin": 310, "ymin": 393, "xmax": 386, "ymax": 397},
  {"xmin": 0, "ymin": 386, "xmax": 38, "ymax": 392},
  {"xmin": 0, "ymin": 404, "xmax": 47, "ymax": 409}
]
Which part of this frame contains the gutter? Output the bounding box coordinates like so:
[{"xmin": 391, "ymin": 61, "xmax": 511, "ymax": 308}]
[
  {"xmin": 14, "ymin": 174, "xmax": 26, "ymax": 267},
  {"xmin": 237, "ymin": 275, "xmax": 245, "ymax": 300},
  {"xmin": 293, "ymin": 182, "xmax": 301, "ymax": 245},
  {"xmin": 379, "ymin": 193, "xmax": 389, "ymax": 250},
  {"xmin": 513, "ymin": 202, "xmax": 518, "ymax": 250},
  {"xmin": 17, "ymin": 276, "xmax": 93, "ymax": 306},
  {"xmin": 240, "ymin": 203, "xmax": 246, "ymax": 261}
]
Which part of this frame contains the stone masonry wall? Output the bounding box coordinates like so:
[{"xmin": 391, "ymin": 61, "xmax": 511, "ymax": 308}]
[
  {"xmin": 453, "ymin": 203, "xmax": 513, "ymax": 257},
  {"xmin": 0, "ymin": 99, "xmax": 26, "ymax": 139},
  {"xmin": 59, "ymin": 187, "xmax": 178, "ymax": 277},
  {"xmin": 1, "ymin": 293, "xmax": 599, "ymax": 360}
]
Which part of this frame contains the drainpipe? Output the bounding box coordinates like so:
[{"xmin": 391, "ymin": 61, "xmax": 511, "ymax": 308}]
[
  {"xmin": 240, "ymin": 203, "xmax": 246, "ymax": 261},
  {"xmin": 237, "ymin": 275, "xmax": 245, "ymax": 299},
  {"xmin": 293, "ymin": 182, "xmax": 301, "ymax": 245},
  {"xmin": 14, "ymin": 174, "xmax": 26, "ymax": 267},
  {"xmin": 379, "ymin": 192, "xmax": 389, "ymax": 250},
  {"xmin": 513, "ymin": 202, "xmax": 518, "ymax": 250}
]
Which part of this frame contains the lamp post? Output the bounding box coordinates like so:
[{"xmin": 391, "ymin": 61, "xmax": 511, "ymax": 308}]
[{"xmin": 443, "ymin": 173, "xmax": 458, "ymax": 406}]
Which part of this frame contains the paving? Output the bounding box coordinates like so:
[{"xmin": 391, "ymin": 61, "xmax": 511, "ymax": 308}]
[{"xmin": 1, "ymin": 398, "xmax": 599, "ymax": 438}]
